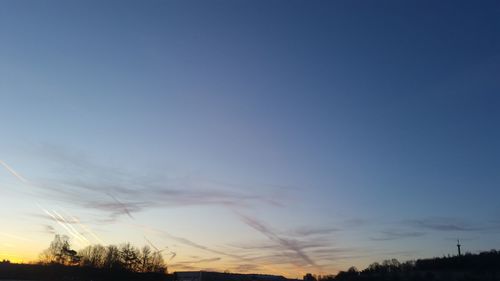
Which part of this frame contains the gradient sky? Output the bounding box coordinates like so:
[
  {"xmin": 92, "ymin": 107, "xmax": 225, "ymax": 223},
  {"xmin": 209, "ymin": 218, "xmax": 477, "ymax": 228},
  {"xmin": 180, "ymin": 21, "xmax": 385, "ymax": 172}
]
[{"xmin": 0, "ymin": 0, "xmax": 499, "ymax": 278}]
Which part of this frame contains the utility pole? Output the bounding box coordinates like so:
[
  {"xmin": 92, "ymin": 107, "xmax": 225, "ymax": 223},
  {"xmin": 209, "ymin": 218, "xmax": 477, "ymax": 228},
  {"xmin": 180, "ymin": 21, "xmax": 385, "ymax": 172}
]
[{"xmin": 457, "ymin": 239, "xmax": 462, "ymax": 256}]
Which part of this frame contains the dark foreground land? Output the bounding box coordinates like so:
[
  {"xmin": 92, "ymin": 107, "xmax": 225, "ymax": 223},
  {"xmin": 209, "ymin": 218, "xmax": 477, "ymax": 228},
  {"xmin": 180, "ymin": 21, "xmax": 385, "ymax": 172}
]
[
  {"xmin": 1, "ymin": 250, "xmax": 500, "ymax": 281},
  {"xmin": 0, "ymin": 263, "xmax": 172, "ymax": 281}
]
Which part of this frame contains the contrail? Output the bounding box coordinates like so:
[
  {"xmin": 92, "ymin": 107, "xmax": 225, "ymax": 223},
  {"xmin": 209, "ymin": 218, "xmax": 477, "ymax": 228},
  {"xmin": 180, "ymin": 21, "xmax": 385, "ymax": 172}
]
[
  {"xmin": 66, "ymin": 212, "xmax": 104, "ymax": 244},
  {"xmin": 41, "ymin": 207, "xmax": 88, "ymax": 246},
  {"xmin": 145, "ymin": 236, "xmax": 177, "ymax": 261},
  {"xmin": 107, "ymin": 193, "xmax": 134, "ymax": 219},
  {"xmin": 136, "ymin": 223, "xmax": 285, "ymax": 276},
  {"xmin": 138, "ymin": 224, "xmax": 245, "ymax": 260},
  {"xmin": 144, "ymin": 236, "xmax": 162, "ymax": 252},
  {"xmin": 235, "ymin": 211, "xmax": 319, "ymax": 268},
  {"xmin": 53, "ymin": 210, "xmax": 90, "ymax": 245},
  {"xmin": 42, "ymin": 208, "xmax": 78, "ymax": 241},
  {"xmin": 0, "ymin": 160, "xmax": 29, "ymax": 184},
  {"xmin": 0, "ymin": 159, "xmax": 101, "ymax": 246}
]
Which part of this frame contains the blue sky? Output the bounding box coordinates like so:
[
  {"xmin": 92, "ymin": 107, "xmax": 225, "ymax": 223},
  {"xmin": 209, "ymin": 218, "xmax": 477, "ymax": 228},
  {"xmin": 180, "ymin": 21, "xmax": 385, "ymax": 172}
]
[{"xmin": 0, "ymin": 0, "xmax": 499, "ymax": 277}]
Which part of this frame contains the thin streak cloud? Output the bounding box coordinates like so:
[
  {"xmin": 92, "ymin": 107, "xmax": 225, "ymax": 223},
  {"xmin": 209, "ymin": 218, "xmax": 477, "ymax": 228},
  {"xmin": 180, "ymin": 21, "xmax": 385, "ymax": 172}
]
[
  {"xmin": 370, "ymin": 230, "xmax": 426, "ymax": 241},
  {"xmin": 236, "ymin": 212, "xmax": 319, "ymax": 268},
  {"xmin": 0, "ymin": 159, "xmax": 29, "ymax": 184},
  {"xmin": 65, "ymin": 213, "xmax": 104, "ymax": 244},
  {"xmin": 41, "ymin": 208, "xmax": 89, "ymax": 246}
]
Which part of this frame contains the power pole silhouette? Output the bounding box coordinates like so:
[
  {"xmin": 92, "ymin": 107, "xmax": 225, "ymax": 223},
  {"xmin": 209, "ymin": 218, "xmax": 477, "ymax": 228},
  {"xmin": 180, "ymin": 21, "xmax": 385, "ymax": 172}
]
[{"xmin": 457, "ymin": 239, "xmax": 462, "ymax": 256}]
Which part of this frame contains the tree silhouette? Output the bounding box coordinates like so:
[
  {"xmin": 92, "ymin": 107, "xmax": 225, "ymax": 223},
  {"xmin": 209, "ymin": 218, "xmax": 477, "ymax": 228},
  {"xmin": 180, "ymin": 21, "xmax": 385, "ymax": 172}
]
[
  {"xmin": 119, "ymin": 243, "xmax": 140, "ymax": 271},
  {"xmin": 37, "ymin": 234, "xmax": 167, "ymax": 274},
  {"xmin": 39, "ymin": 234, "xmax": 80, "ymax": 265},
  {"xmin": 79, "ymin": 244, "xmax": 106, "ymax": 268},
  {"xmin": 103, "ymin": 245, "xmax": 122, "ymax": 269}
]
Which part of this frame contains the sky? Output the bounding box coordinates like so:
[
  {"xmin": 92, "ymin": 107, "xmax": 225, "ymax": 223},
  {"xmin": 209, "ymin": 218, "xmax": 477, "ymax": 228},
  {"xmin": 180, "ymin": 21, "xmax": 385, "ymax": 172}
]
[{"xmin": 0, "ymin": 0, "xmax": 499, "ymax": 278}]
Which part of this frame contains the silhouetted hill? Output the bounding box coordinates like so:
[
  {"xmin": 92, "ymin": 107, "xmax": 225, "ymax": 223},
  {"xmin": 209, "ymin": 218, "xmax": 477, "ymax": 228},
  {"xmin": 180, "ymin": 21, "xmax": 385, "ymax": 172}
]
[{"xmin": 323, "ymin": 250, "xmax": 500, "ymax": 281}]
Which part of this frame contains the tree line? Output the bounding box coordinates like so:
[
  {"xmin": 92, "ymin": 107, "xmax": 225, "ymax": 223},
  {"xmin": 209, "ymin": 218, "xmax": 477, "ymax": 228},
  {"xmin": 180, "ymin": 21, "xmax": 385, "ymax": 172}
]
[
  {"xmin": 308, "ymin": 250, "xmax": 500, "ymax": 281},
  {"xmin": 38, "ymin": 234, "xmax": 166, "ymax": 274}
]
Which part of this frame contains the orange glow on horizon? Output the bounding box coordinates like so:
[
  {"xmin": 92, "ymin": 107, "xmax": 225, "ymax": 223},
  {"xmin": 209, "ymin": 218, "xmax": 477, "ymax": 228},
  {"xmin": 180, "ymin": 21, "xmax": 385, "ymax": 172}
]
[{"xmin": 0, "ymin": 252, "xmax": 35, "ymax": 264}]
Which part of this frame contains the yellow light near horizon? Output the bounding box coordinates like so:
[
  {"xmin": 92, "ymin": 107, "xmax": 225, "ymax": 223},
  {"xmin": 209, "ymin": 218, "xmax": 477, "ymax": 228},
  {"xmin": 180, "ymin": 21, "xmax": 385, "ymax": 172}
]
[{"xmin": 0, "ymin": 253, "xmax": 32, "ymax": 264}]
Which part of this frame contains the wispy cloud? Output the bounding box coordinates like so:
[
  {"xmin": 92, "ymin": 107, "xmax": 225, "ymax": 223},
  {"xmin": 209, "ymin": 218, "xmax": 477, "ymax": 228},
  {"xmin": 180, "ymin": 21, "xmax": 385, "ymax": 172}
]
[
  {"xmin": 370, "ymin": 230, "xmax": 426, "ymax": 241},
  {"xmin": 27, "ymin": 146, "xmax": 284, "ymax": 222},
  {"xmin": 144, "ymin": 236, "xmax": 176, "ymax": 261},
  {"xmin": 342, "ymin": 218, "xmax": 369, "ymax": 228},
  {"xmin": 291, "ymin": 226, "xmax": 341, "ymax": 237},
  {"xmin": 229, "ymin": 240, "xmax": 329, "ymax": 252},
  {"xmin": 106, "ymin": 193, "xmax": 135, "ymax": 219},
  {"xmin": 231, "ymin": 263, "xmax": 261, "ymax": 273},
  {"xmin": 138, "ymin": 224, "xmax": 249, "ymax": 262},
  {"xmin": 42, "ymin": 224, "xmax": 56, "ymax": 235},
  {"xmin": 172, "ymin": 257, "xmax": 221, "ymax": 265},
  {"xmin": 236, "ymin": 213, "xmax": 319, "ymax": 268},
  {"xmin": 5, "ymin": 147, "xmax": 353, "ymax": 273},
  {"xmin": 405, "ymin": 217, "xmax": 499, "ymax": 232},
  {"xmin": 138, "ymin": 223, "xmax": 292, "ymax": 276}
]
